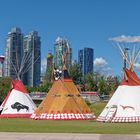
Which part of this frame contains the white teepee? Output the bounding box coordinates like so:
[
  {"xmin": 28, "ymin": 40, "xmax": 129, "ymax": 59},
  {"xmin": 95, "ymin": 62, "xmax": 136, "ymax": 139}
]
[
  {"xmin": 0, "ymin": 49, "xmax": 38, "ymax": 117},
  {"xmin": 0, "ymin": 80, "xmax": 36, "ymax": 117},
  {"xmin": 97, "ymin": 37, "xmax": 140, "ymax": 122}
]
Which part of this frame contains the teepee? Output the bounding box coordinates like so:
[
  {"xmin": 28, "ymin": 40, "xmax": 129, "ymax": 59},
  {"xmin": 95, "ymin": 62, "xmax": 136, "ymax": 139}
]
[
  {"xmin": 0, "ymin": 48, "xmax": 38, "ymax": 118},
  {"xmin": 31, "ymin": 53, "xmax": 96, "ymax": 120},
  {"xmin": 97, "ymin": 37, "xmax": 140, "ymax": 122},
  {"xmin": 0, "ymin": 80, "xmax": 36, "ymax": 117}
]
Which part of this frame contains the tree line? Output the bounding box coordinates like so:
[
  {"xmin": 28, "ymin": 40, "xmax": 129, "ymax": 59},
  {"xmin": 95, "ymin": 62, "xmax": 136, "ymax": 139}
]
[{"xmin": 0, "ymin": 63, "xmax": 120, "ymax": 103}]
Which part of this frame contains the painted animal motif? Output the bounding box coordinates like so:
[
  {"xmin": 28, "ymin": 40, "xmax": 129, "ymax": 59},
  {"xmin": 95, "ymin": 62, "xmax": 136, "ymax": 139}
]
[
  {"xmin": 53, "ymin": 69, "xmax": 62, "ymax": 80},
  {"xmin": 120, "ymin": 105, "xmax": 135, "ymax": 111},
  {"xmin": 11, "ymin": 102, "xmax": 29, "ymax": 112}
]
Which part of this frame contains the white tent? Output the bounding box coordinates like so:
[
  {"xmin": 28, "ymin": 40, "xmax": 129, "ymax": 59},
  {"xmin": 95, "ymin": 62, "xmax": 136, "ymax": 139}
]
[
  {"xmin": 0, "ymin": 80, "xmax": 36, "ymax": 117},
  {"xmin": 97, "ymin": 68, "xmax": 140, "ymax": 122},
  {"xmin": 97, "ymin": 37, "xmax": 140, "ymax": 122}
]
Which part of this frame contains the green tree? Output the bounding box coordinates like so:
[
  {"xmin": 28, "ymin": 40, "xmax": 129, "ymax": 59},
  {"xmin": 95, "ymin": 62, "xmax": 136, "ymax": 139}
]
[
  {"xmin": 106, "ymin": 76, "xmax": 121, "ymax": 94},
  {"xmin": 97, "ymin": 75, "xmax": 108, "ymax": 95},
  {"xmin": 97, "ymin": 75, "xmax": 121, "ymax": 95},
  {"xmin": 26, "ymin": 81, "xmax": 52, "ymax": 93},
  {"xmin": 0, "ymin": 77, "xmax": 12, "ymax": 103},
  {"xmin": 69, "ymin": 63, "xmax": 82, "ymax": 84},
  {"xmin": 83, "ymin": 73, "xmax": 96, "ymax": 91},
  {"xmin": 45, "ymin": 66, "xmax": 53, "ymax": 83}
]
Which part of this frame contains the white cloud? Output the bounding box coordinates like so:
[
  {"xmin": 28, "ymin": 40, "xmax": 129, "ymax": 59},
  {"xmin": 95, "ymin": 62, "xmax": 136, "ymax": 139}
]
[
  {"xmin": 94, "ymin": 57, "xmax": 107, "ymax": 67},
  {"xmin": 109, "ymin": 35, "xmax": 140, "ymax": 43},
  {"xmin": 94, "ymin": 57, "xmax": 113, "ymax": 76},
  {"xmin": 41, "ymin": 58, "xmax": 47, "ymax": 73},
  {"xmin": 134, "ymin": 63, "xmax": 140, "ymax": 70}
]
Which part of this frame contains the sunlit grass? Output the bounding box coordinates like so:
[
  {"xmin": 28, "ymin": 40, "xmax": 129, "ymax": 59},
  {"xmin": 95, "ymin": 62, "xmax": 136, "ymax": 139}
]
[{"xmin": 0, "ymin": 102, "xmax": 140, "ymax": 134}]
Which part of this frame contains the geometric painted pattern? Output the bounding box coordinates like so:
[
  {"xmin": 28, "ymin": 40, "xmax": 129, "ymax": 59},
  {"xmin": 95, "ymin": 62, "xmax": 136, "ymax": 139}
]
[
  {"xmin": 97, "ymin": 116, "xmax": 140, "ymax": 123},
  {"xmin": 31, "ymin": 113, "xmax": 96, "ymax": 120}
]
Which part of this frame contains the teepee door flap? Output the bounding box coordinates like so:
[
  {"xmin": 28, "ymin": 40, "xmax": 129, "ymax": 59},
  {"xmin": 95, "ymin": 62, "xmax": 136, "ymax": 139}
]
[{"xmin": 105, "ymin": 107, "xmax": 117, "ymax": 122}]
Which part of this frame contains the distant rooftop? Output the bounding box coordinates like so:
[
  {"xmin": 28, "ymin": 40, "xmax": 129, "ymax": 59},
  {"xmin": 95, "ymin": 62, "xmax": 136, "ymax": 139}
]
[
  {"xmin": 11, "ymin": 27, "xmax": 21, "ymax": 33},
  {"xmin": 47, "ymin": 53, "xmax": 53, "ymax": 58},
  {"xmin": 55, "ymin": 36, "xmax": 70, "ymax": 48},
  {"xmin": 0, "ymin": 55, "xmax": 5, "ymax": 61}
]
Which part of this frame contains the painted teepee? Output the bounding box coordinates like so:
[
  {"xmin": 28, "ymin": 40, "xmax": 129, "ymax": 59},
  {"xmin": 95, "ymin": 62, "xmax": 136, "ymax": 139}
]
[
  {"xmin": 0, "ymin": 80, "xmax": 36, "ymax": 117},
  {"xmin": 0, "ymin": 47, "xmax": 38, "ymax": 118},
  {"xmin": 31, "ymin": 53, "xmax": 96, "ymax": 120},
  {"xmin": 97, "ymin": 37, "xmax": 140, "ymax": 122}
]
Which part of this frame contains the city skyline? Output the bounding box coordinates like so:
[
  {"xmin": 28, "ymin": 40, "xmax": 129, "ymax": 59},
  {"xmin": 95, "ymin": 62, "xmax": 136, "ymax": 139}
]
[
  {"xmin": 78, "ymin": 48, "xmax": 94, "ymax": 76},
  {"xmin": 54, "ymin": 37, "xmax": 72, "ymax": 70},
  {"xmin": 4, "ymin": 27, "xmax": 23, "ymax": 79},
  {"xmin": 23, "ymin": 31, "xmax": 41, "ymax": 87},
  {"xmin": 1, "ymin": 0, "xmax": 140, "ymax": 76},
  {"xmin": 4, "ymin": 27, "xmax": 41, "ymax": 87}
]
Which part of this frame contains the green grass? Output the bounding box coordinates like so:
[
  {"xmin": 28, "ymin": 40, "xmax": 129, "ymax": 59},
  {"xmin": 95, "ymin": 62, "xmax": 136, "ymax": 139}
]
[
  {"xmin": 1, "ymin": 118, "xmax": 140, "ymax": 134},
  {"xmin": 90, "ymin": 102, "xmax": 107, "ymax": 116},
  {"xmin": 0, "ymin": 102, "xmax": 140, "ymax": 134}
]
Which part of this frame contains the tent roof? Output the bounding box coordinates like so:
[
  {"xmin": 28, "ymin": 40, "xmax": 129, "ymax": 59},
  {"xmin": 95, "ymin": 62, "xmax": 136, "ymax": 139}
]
[
  {"xmin": 0, "ymin": 80, "xmax": 36, "ymax": 118},
  {"xmin": 121, "ymin": 68, "xmax": 140, "ymax": 86},
  {"xmin": 31, "ymin": 73, "xmax": 95, "ymax": 120},
  {"xmin": 11, "ymin": 80, "xmax": 27, "ymax": 93}
]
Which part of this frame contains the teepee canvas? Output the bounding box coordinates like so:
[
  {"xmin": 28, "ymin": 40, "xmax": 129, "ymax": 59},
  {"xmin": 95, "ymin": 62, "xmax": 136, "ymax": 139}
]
[
  {"xmin": 0, "ymin": 44, "xmax": 39, "ymax": 118},
  {"xmin": 97, "ymin": 37, "xmax": 140, "ymax": 122},
  {"xmin": 31, "ymin": 52, "xmax": 95, "ymax": 120},
  {"xmin": 97, "ymin": 68, "xmax": 140, "ymax": 122},
  {"xmin": 31, "ymin": 74, "xmax": 95, "ymax": 120},
  {"xmin": 0, "ymin": 80, "xmax": 36, "ymax": 117}
]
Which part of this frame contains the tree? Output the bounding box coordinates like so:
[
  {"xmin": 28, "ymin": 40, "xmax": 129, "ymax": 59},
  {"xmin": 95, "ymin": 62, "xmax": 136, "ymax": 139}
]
[
  {"xmin": 83, "ymin": 73, "xmax": 98, "ymax": 91},
  {"xmin": 97, "ymin": 75, "xmax": 121, "ymax": 95},
  {"xmin": 45, "ymin": 66, "xmax": 53, "ymax": 83},
  {"xmin": 26, "ymin": 80, "xmax": 52, "ymax": 93},
  {"xmin": 69, "ymin": 63, "xmax": 82, "ymax": 84},
  {"xmin": 106, "ymin": 75, "xmax": 121, "ymax": 94},
  {"xmin": 97, "ymin": 75, "xmax": 108, "ymax": 95},
  {"xmin": 0, "ymin": 77, "xmax": 12, "ymax": 103}
]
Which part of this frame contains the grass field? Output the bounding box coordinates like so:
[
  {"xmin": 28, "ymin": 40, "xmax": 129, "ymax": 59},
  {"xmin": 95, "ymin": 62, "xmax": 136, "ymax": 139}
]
[{"xmin": 0, "ymin": 102, "xmax": 140, "ymax": 134}]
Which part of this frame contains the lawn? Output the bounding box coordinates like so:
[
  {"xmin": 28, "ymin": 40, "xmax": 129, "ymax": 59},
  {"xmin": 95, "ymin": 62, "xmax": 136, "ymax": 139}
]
[{"xmin": 0, "ymin": 102, "xmax": 140, "ymax": 134}]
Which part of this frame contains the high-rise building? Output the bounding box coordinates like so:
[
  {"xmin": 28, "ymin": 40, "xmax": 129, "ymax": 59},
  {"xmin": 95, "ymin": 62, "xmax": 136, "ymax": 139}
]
[
  {"xmin": 0, "ymin": 55, "xmax": 5, "ymax": 77},
  {"xmin": 23, "ymin": 31, "xmax": 41, "ymax": 87},
  {"xmin": 54, "ymin": 37, "xmax": 72, "ymax": 70},
  {"xmin": 78, "ymin": 48, "xmax": 94, "ymax": 76},
  {"xmin": 4, "ymin": 27, "xmax": 23, "ymax": 79},
  {"xmin": 46, "ymin": 52, "xmax": 53, "ymax": 70},
  {"xmin": 45, "ymin": 52, "xmax": 53, "ymax": 81},
  {"xmin": 78, "ymin": 49, "xmax": 84, "ymax": 76}
]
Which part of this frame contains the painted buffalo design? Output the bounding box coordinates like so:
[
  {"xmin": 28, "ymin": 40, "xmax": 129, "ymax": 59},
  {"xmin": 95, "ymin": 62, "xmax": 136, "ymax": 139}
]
[{"xmin": 11, "ymin": 102, "xmax": 29, "ymax": 112}]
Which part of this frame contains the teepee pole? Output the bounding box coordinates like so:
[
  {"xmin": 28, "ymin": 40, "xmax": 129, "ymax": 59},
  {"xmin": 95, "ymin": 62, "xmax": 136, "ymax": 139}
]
[
  {"xmin": 9, "ymin": 59, "xmax": 19, "ymax": 79},
  {"xmin": 117, "ymin": 43, "xmax": 130, "ymax": 67},
  {"xmin": 21, "ymin": 59, "xmax": 32, "ymax": 75},
  {"xmin": 129, "ymin": 50, "xmax": 140, "ymax": 70},
  {"xmin": 18, "ymin": 50, "xmax": 32, "ymax": 75},
  {"xmin": 132, "ymin": 45, "xmax": 136, "ymax": 63},
  {"xmin": 22, "ymin": 55, "xmax": 40, "ymax": 75}
]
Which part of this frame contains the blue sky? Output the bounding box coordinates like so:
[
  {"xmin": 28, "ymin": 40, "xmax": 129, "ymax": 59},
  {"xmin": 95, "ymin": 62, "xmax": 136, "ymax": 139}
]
[{"xmin": 1, "ymin": 0, "xmax": 140, "ymax": 76}]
